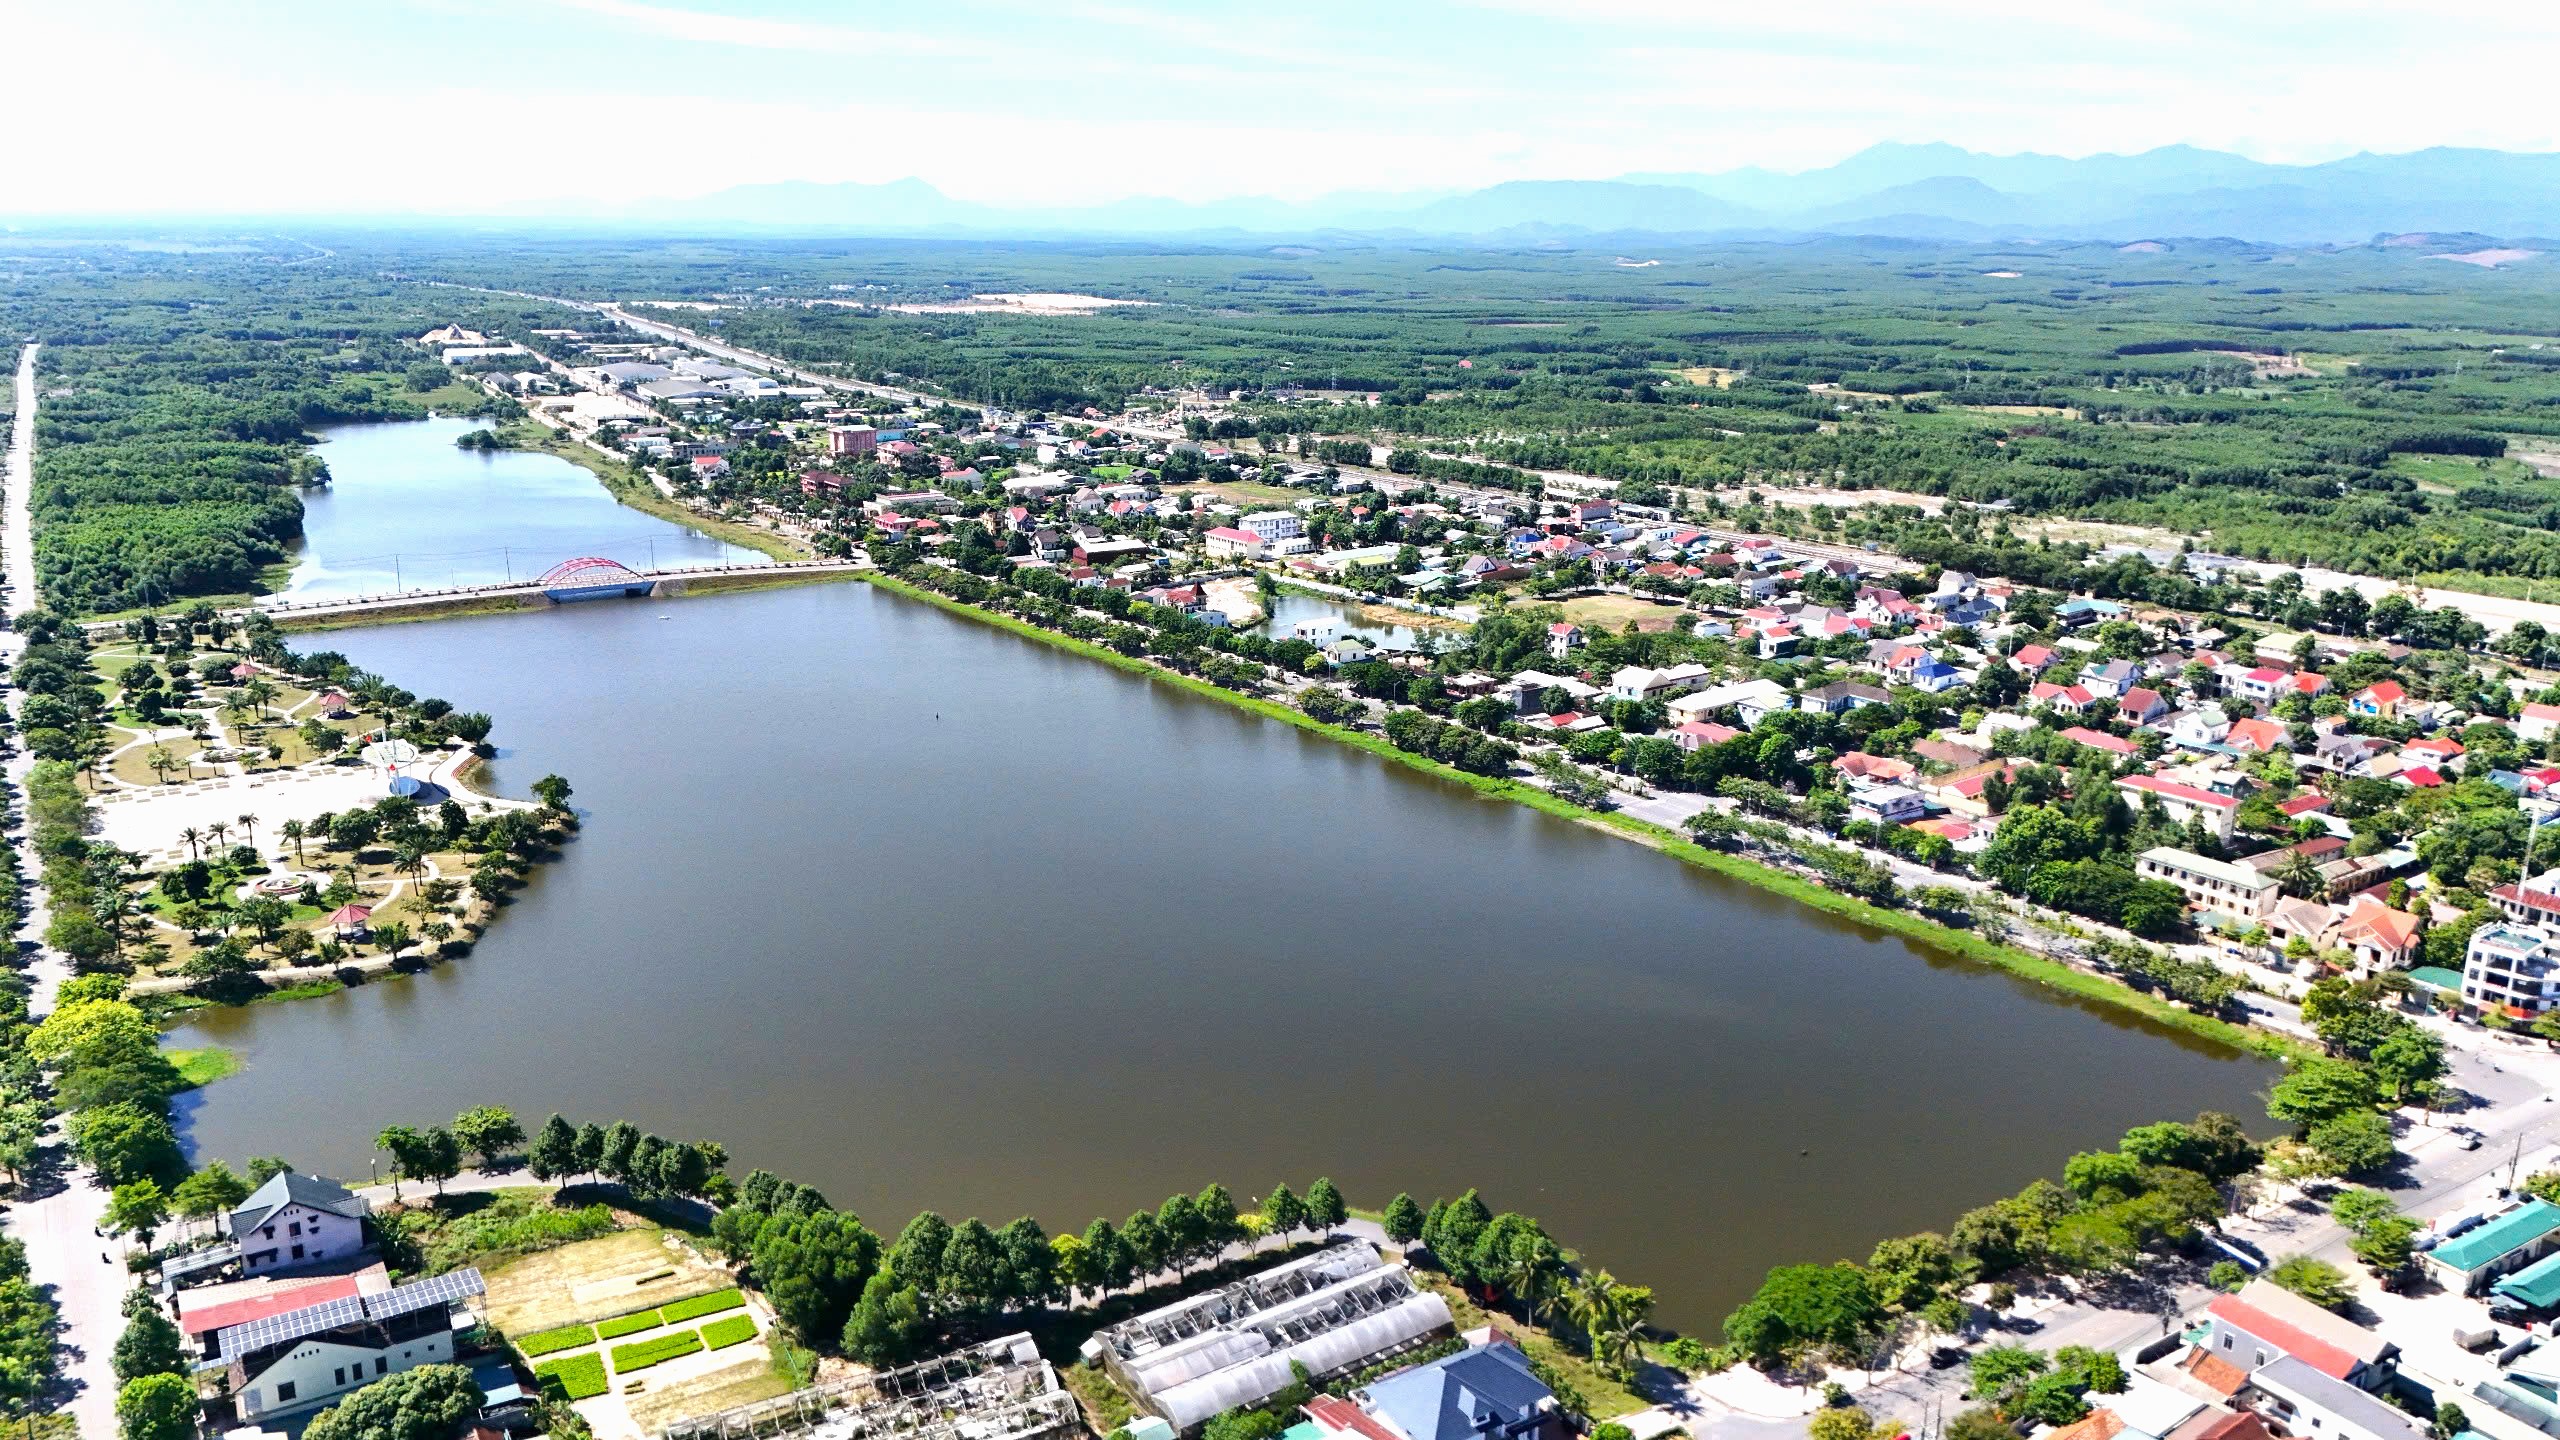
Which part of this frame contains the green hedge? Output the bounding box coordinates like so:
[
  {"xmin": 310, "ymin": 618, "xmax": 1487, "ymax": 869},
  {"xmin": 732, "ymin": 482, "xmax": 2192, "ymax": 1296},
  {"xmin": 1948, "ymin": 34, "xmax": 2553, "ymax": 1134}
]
[
  {"xmin": 535, "ymin": 1353, "xmax": 607, "ymax": 1400},
  {"xmin": 660, "ymin": 1288, "xmax": 745, "ymax": 1324},
  {"xmin": 596, "ymin": 1309, "xmax": 663, "ymax": 1340},
  {"xmin": 514, "ymin": 1323, "xmax": 597, "ymax": 1358},
  {"xmin": 700, "ymin": 1315, "xmax": 756, "ymax": 1351},
  {"xmin": 611, "ymin": 1330, "xmax": 704, "ymax": 1373}
]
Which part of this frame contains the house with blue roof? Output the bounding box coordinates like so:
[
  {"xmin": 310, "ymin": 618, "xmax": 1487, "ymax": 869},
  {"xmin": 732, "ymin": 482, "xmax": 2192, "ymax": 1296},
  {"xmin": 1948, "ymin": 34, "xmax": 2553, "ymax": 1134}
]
[{"xmin": 1302, "ymin": 1343, "xmax": 1568, "ymax": 1440}]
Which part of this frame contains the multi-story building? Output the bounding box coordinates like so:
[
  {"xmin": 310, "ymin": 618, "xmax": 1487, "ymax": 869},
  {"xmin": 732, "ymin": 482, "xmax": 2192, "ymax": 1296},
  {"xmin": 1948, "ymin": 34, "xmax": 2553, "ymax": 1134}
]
[
  {"xmin": 2137, "ymin": 847, "xmax": 2281, "ymax": 919},
  {"xmin": 2116, "ymin": 775, "xmax": 2241, "ymax": 843},
  {"xmin": 829, "ymin": 425, "xmax": 878, "ymax": 457},
  {"xmin": 1240, "ymin": 511, "xmax": 1310, "ymax": 554},
  {"xmin": 2465, "ymin": 924, "xmax": 2560, "ymax": 1018},
  {"xmin": 220, "ymin": 1270, "xmax": 484, "ymax": 1423}
]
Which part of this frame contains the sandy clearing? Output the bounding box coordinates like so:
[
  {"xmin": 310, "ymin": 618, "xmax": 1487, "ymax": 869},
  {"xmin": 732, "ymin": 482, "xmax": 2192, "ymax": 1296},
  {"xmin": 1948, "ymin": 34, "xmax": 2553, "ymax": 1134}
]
[
  {"xmin": 1709, "ymin": 485, "xmax": 1949, "ymax": 515},
  {"xmin": 871, "ymin": 292, "xmax": 1148, "ymax": 315},
  {"xmin": 2429, "ymin": 249, "xmax": 2541, "ymax": 268}
]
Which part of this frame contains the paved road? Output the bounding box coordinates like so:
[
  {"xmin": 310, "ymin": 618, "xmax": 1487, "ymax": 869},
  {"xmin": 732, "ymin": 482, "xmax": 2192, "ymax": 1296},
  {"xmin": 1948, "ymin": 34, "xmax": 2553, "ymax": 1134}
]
[
  {"xmin": 0, "ymin": 341, "xmax": 118, "ymax": 1440},
  {"xmin": 5, "ymin": 344, "xmax": 34, "ymax": 619}
]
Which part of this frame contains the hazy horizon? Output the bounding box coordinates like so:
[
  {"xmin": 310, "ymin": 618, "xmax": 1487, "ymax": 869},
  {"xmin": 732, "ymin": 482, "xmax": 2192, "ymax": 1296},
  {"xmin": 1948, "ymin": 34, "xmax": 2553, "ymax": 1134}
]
[{"xmin": 15, "ymin": 0, "xmax": 2560, "ymax": 221}]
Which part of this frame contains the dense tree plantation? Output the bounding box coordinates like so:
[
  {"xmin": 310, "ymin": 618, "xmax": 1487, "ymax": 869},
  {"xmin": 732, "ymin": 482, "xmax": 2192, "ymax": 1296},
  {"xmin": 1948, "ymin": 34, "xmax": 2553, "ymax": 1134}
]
[
  {"xmin": 10, "ymin": 233, "xmax": 2560, "ymax": 604},
  {"xmin": 0, "ymin": 255, "xmax": 580, "ymax": 612},
  {"xmin": 354, "ymin": 230, "xmax": 2560, "ymax": 591}
]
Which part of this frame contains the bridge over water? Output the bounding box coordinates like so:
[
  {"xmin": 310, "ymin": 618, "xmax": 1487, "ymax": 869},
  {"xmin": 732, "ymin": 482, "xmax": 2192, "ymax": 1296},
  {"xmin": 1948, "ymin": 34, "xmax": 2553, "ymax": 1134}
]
[{"xmin": 79, "ymin": 555, "xmax": 871, "ymax": 637}]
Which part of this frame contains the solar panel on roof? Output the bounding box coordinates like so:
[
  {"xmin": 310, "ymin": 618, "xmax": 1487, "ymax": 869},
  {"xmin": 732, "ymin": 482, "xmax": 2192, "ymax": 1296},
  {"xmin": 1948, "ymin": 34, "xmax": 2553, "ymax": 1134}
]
[{"xmin": 215, "ymin": 1268, "xmax": 484, "ymax": 1357}]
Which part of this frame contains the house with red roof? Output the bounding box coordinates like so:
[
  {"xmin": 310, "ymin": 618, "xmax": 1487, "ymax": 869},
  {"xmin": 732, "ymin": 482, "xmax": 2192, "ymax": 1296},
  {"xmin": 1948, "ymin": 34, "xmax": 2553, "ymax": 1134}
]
[
  {"xmin": 2118, "ymin": 686, "xmax": 2169, "ymax": 727},
  {"xmin": 2203, "ymin": 1280, "xmax": 2395, "ymax": 1387},
  {"xmin": 2062, "ymin": 725, "xmax": 2141, "ymax": 757},
  {"xmin": 1546, "ymin": 622, "xmax": 1582, "ymax": 659},
  {"xmin": 1670, "ymin": 722, "xmax": 1741, "ymax": 752},
  {"xmin": 2350, "ymin": 681, "xmax": 2407, "ymax": 722},
  {"xmin": 2010, "ymin": 643, "xmax": 2059, "ymax": 674},
  {"xmin": 2118, "ymin": 774, "xmax": 2241, "ymax": 841},
  {"xmin": 2030, "ymin": 681, "xmax": 2094, "ymax": 716},
  {"xmin": 2520, "ymin": 701, "xmax": 2560, "ymax": 744},
  {"xmin": 2404, "ymin": 736, "xmax": 2466, "ymax": 772},
  {"xmin": 2225, "ymin": 717, "xmax": 2290, "ymax": 755}
]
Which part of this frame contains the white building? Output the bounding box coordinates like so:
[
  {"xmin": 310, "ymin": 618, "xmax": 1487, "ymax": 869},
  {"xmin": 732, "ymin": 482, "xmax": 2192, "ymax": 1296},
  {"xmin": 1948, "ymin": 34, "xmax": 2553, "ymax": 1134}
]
[
  {"xmin": 229, "ymin": 1173, "xmax": 370, "ymax": 1277},
  {"xmin": 2116, "ymin": 775, "xmax": 2241, "ymax": 843},
  {"xmin": 2137, "ymin": 846, "xmax": 2280, "ymax": 919},
  {"xmin": 1241, "ymin": 511, "xmax": 1311, "ymax": 555},
  {"xmin": 2466, "ymin": 924, "xmax": 2560, "ymax": 1017},
  {"xmin": 1082, "ymin": 1244, "xmax": 1451, "ymax": 1432},
  {"xmin": 222, "ymin": 1270, "xmax": 483, "ymax": 1423}
]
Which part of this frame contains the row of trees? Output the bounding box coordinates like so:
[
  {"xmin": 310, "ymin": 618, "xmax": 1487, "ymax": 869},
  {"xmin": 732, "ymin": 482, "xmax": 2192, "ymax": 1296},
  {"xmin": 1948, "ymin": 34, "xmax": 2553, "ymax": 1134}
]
[{"xmin": 1717, "ymin": 1113, "xmax": 2259, "ymax": 1374}]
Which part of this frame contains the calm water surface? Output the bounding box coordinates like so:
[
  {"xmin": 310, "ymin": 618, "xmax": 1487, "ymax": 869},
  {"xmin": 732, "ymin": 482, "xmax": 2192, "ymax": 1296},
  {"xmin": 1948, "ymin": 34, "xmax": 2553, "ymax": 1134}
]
[
  {"xmin": 170, "ymin": 605, "xmax": 2278, "ymax": 1328},
  {"xmin": 284, "ymin": 418, "xmax": 766, "ymax": 599}
]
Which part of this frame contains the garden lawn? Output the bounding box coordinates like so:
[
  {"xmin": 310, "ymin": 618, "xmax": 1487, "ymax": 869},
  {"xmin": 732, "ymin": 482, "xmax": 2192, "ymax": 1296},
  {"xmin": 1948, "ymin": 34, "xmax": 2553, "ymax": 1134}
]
[
  {"xmin": 514, "ymin": 1323, "xmax": 597, "ymax": 1358},
  {"xmin": 611, "ymin": 1330, "xmax": 704, "ymax": 1373},
  {"xmin": 700, "ymin": 1315, "xmax": 756, "ymax": 1351},
  {"xmin": 536, "ymin": 1354, "xmax": 608, "ymax": 1401},
  {"xmin": 660, "ymin": 1288, "xmax": 745, "ymax": 1324}
]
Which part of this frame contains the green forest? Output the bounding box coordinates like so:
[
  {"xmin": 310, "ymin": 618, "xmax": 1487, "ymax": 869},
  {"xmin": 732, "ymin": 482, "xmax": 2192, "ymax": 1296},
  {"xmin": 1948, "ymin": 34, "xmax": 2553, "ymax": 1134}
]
[
  {"xmin": 8, "ymin": 231, "xmax": 2560, "ymax": 608},
  {"xmin": 377, "ymin": 231, "xmax": 2560, "ymax": 590},
  {"xmin": 0, "ymin": 253, "xmax": 576, "ymax": 613}
]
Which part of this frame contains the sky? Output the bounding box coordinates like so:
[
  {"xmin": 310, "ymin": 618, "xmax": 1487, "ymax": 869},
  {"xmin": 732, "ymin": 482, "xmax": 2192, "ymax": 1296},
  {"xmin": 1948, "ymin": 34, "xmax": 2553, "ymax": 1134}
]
[{"xmin": 13, "ymin": 0, "xmax": 2560, "ymax": 217}]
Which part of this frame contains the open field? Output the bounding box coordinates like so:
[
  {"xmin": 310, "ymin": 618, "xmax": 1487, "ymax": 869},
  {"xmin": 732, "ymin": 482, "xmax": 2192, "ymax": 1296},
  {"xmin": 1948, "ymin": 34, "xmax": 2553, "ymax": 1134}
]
[
  {"xmin": 1556, "ymin": 592, "xmax": 1684, "ymax": 629},
  {"xmin": 484, "ymin": 1229, "xmax": 731, "ymax": 1336}
]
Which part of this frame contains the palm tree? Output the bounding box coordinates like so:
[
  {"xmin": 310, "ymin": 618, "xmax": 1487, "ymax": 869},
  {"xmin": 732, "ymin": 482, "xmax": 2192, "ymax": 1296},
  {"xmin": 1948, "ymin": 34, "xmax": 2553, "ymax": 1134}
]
[
  {"xmin": 373, "ymin": 921, "xmax": 412, "ymax": 961},
  {"xmin": 281, "ymin": 819, "xmax": 306, "ymax": 864},
  {"xmin": 237, "ymin": 813, "xmax": 259, "ymax": 850},
  {"xmin": 207, "ymin": 821, "xmax": 231, "ymax": 852},
  {"xmin": 1568, "ymin": 1270, "xmax": 1654, "ymax": 1380},
  {"xmin": 178, "ymin": 827, "xmax": 204, "ymax": 861},
  {"xmin": 2276, "ymin": 847, "xmax": 2324, "ymax": 900},
  {"xmin": 146, "ymin": 747, "xmax": 176, "ymax": 786},
  {"xmin": 393, "ymin": 843, "xmax": 429, "ymax": 892}
]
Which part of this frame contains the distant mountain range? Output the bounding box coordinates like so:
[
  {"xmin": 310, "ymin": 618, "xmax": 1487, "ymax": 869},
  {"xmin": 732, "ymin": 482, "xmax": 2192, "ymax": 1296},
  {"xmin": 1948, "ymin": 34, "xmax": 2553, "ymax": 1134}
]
[{"xmin": 599, "ymin": 143, "xmax": 2560, "ymax": 245}]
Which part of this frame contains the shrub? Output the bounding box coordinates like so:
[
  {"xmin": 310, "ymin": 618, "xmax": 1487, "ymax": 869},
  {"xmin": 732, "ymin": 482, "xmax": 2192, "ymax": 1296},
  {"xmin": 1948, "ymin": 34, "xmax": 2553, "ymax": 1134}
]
[
  {"xmin": 535, "ymin": 1354, "xmax": 607, "ymax": 1401},
  {"xmin": 610, "ymin": 1330, "xmax": 703, "ymax": 1373},
  {"xmin": 596, "ymin": 1309, "xmax": 663, "ymax": 1341},
  {"xmin": 701, "ymin": 1315, "xmax": 756, "ymax": 1351},
  {"xmin": 514, "ymin": 1324, "xmax": 596, "ymax": 1358},
  {"xmin": 660, "ymin": 1288, "xmax": 746, "ymax": 1324}
]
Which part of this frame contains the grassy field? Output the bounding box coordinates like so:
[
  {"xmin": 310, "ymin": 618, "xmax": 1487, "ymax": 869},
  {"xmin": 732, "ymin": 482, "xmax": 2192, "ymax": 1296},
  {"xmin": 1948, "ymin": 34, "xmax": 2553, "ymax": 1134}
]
[
  {"xmin": 611, "ymin": 1330, "xmax": 704, "ymax": 1373},
  {"xmin": 535, "ymin": 1353, "xmax": 608, "ymax": 1401},
  {"xmin": 859, "ymin": 571, "xmax": 2305, "ymax": 1063},
  {"xmin": 597, "ymin": 1309, "xmax": 665, "ymax": 1340},
  {"xmin": 514, "ymin": 1322, "xmax": 599, "ymax": 1358},
  {"xmin": 700, "ymin": 1314, "xmax": 757, "ymax": 1351},
  {"xmin": 660, "ymin": 1288, "xmax": 745, "ymax": 1323}
]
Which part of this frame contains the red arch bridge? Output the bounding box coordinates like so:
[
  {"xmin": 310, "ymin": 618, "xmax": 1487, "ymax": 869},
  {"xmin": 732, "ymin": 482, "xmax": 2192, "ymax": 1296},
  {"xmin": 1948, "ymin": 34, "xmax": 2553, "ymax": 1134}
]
[{"xmin": 537, "ymin": 556, "xmax": 656, "ymax": 602}]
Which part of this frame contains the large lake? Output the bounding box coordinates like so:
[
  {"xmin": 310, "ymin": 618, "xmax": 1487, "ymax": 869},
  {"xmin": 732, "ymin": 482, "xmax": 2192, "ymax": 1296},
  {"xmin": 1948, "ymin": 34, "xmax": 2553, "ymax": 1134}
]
[
  {"xmin": 284, "ymin": 418, "xmax": 766, "ymax": 600},
  {"xmin": 172, "ymin": 421, "xmax": 2276, "ymax": 1330}
]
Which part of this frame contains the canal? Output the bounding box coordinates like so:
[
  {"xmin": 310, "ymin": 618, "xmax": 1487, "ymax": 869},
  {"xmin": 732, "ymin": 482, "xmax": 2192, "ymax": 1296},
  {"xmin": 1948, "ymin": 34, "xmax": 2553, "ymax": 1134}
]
[
  {"xmin": 284, "ymin": 417, "xmax": 767, "ymax": 600},
  {"xmin": 170, "ymin": 598, "xmax": 2278, "ymax": 1327}
]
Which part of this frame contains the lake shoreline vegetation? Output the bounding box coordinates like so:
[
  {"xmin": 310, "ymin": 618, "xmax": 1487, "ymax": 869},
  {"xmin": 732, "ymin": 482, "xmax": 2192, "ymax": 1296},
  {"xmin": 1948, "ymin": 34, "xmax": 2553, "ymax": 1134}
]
[
  {"xmin": 8, "ymin": 605, "xmax": 582, "ymax": 1015},
  {"xmin": 853, "ymin": 567, "xmax": 2301, "ymax": 1063}
]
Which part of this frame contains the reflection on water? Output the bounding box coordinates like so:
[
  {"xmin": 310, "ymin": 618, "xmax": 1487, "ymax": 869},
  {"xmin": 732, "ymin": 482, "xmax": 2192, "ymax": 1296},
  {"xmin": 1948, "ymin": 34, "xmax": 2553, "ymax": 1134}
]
[
  {"xmin": 285, "ymin": 418, "xmax": 766, "ymax": 600},
  {"xmin": 171, "ymin": 583, "xmax": 2273, "ymax": 1328}
]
